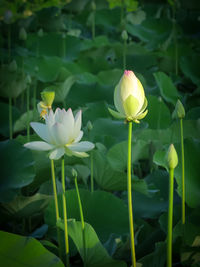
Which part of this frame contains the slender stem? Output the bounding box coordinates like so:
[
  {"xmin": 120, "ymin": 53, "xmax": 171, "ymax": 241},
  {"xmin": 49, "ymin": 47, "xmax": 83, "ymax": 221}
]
[
  {"xmin": 180, "ymin": 119, "xmax": 185, "ymax": 224},
  {"xmin": 26, "ymin": 84, "xmax": 30, "ymax": 142},
  {"xmin": 74, "ymin": 175, "xmax": 86, "ymax": 266},
  {"xmin": 33, "ymin": 78, "xmax": 37, "ymax": 115},
  {"xmin": 9, "ymin": 97, "xmax": 13, "ymax": 139},
  {"xmin": 127, "ymin": 122, "xmax": 136, "ymax": 267},
  {"xmin": 167, "ymin": 168, "xmax": 174, "ymax": 267},
  {"xmin": 123, "ymin": 39, "xmax": 127, "ymax": 70},
  {"xmin": 61, "ymin": 158, "xmax": 70, "ymax": 267},
  {"xmin": 36, "ymin": 38, "xmax": 39, "ymax": 58},
  {"xmin": 90, "ymin": 152, "xmax": 94, "ymax": 193},
  {"xmin": 8, "ymin": 24, "xmax": 11, "ymax": 61},
  {"xmin": 62, "ymin": 37, "xmax": 66, "ymax": 58},
  {"xmin": 51, "ymin": 160, "xmax": 62, "ymax": 259},
  {"xmin": 172, "ymin": 5, "xmax": 178, "ymax": 76},
  {"xmin": 21, "ymin": 57, "xmax": 25, "ymax": 110},
  {"xmin": 92, "ymin": 11, "xmax": 95, "ymax": 40}
]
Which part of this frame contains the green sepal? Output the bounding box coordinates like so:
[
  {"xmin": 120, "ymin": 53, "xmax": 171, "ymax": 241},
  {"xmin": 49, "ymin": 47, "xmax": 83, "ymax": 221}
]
[
  {"xmin": 108, "ymin": 107, "xmax": 125, "ymax": 120},
  {"xmin": 136, "ymin": 109, "xmax": 148, "ymax": 120}
]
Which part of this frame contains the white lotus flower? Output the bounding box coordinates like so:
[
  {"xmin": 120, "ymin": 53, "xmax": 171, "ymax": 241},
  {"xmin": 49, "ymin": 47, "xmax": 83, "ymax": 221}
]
[
  {"xmin": 108, "ymin": 70, "xmax": 148, "ymax": 123},
  {"xmin": 24, "ymin": 108, "xmax": 95, "ymax": 160}
]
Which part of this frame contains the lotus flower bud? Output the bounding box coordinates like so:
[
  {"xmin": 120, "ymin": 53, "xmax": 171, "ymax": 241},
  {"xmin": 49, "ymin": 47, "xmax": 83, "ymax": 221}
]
[
  {"xmin": 62, "ymin": 33, "xmax": 66, "ymax": 39},
  {"xmin": 108, "ymin": 70, "xmax": 148, "ymax": 123},
  {"xmin": 41, "ymin": 91, "xmax": 55, "ymax": 108},
  {"xmin": 38, "ymin": 28, "xmax": 43, "ymax": 37},
  {"xmin": 166, "ymin": 144, "xmax": 178, "ymax": 169},
  {"xmin": 121, "ymin": 30, "xmax": 128, "ymax": 41},
  {"xmin": 86, "ymin": 121, "xmax": 93, "ymax": 131},
  {"xmin": 26, "ymin": 75, "xmax": 32, "ymax": 85},
  {"xmin": 8, "ymin": 60, "xmax": 17, "ymax": 72},
  {"xmin": 4, "ymin": 10, "xmax": 12, "ymax": 24},
  {"xmin": 72, "ymin": 168, "xmax": 78, "ymax": 178},
  {"xmin": 172, "ymin": 99, "xmax": 185, "ymax": 119},
  {"xmin": 19, "ymin": 27, "xmax": 27, "ymax": 41},
  {"xmin": 91, "ymin": 1, "xmax": 96, "ymax": 11}
]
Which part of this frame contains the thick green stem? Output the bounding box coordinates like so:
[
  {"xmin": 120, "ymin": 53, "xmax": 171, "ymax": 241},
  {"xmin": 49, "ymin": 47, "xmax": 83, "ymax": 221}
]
[
  {"xmin": 167, "ymin": 168, "xmax": 174, "ymax": 267},
  {"xmin": 50, "ymin": 160, "xmax": 62, "ymax": 259},
  {"xmin": 74, "ymin": 175, "xmax": 86, "ymax": 266},
  {"xmin": 90, "ymin": 152, "xmax": 94, "ymax": 193},
  {"xmin": 26, "ymin": 84, "xmax": 30, "ymax": 142},
  {"xmin": 127, "ymin": 122, "xmax": 136, "ymax": 267},
  {"xmin": 123, "ymin": 39, "xmax": 127, "ymax": 70},
  {"xmin": 9, "ymin": 97, "xmax": 13, "ymax": 139},
  {"xmin": 61, "ymin": 158, "xmax": 70, "ymax": 267},
  {"xmin": 180, "ymin": 119, "xmax": 185, "ymax": 224}
]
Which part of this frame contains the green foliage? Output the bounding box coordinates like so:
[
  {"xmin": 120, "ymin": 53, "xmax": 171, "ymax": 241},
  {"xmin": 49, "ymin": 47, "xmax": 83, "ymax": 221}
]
[
  {"xmin": 0, "ymin": 140, "xmax": 35, "ymax": 202},
  {"xmin": 0, "ymin": 231, "xmax": 64, "ymax": 267},
  {"xmin": 58, "ymin": 219, "xmax": 127, "ymax": 267},
  {"xmin": 45, "ymin": 189, "xmax": 129, "ymax": 242},
  {"xmin": 0, "ymin": 1, "xmax": 200, "ymax": 266}
]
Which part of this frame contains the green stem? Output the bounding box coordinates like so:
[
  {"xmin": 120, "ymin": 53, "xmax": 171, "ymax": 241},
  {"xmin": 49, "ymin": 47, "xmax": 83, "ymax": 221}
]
[
  {"xmin": 50, "ymin": 160, "xmax": 62, "ymax": 259},
  {"xmin": 167, "ymin": 168, "xmax": 174, "ymax": 267},
  {"xmin": 123, "ymin": 39, "xmax": 127, "ymax": 70},
  {"xmin": 74, "ymin": 175, "xmax": 86, "ymax": 266},
  {"xmin": 127, "ymin": 122, "xmax": 136, "ymax": 267},
  {"xmin": 61, "ymin": 158, "xmax": 70, "ymax": 267},
  {"xmin": 8, "ymin": 24, "xmax": 11, "ymax": 61},
  {"xmin": 9, "ymin": 97, "xmax": 13, "ymax": 139},
  {"xmin": 90, "ymin": 152, "xmax": 94, "ymax": 193},
  {"xmin": 172, "ymin": 6, "xmax": 178, "ymax": 76},
  {"xmin": 63, "ymin": 37, "xmax": 66, "ymax": 58},
  {"xmin": 33, "ymin": 79, "xmax": 37, "ymax": 115},
  {"xmin": 36, "ymin": 38, "xmax": 39, "ymax": 58},
  {"xmin": 180, "ymin": 119, "xmax": 185, "ymax": 224},
  {"xmin": 92, "ymin": 11, "xmax": 95, "ymax": 40},
  {"xmin": 27, "ymin": 84, "xmax": 30, "ymax": 142}
]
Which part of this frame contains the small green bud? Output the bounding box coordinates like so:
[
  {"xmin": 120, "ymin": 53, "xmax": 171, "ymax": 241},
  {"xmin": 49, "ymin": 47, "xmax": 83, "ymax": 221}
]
[
  {"xmin": 121, "ymin": 30, "xmax": 128, "ymax": 41},
  {"xmin": 91, "ymin": 1, "xmax": 96, "ymax": 10},
  {"xmin": 87, "ymin": 121, "xmax": 93, "ymax": 131},
  {"xmin": 172, "ymin": 99, "xmax": 185, "ymax": 119},
  {"xmin": 26, "ymin": 75, "xmax": 32, "ymax": 85},
  {"xmin": 166, "ymin": 144, "xmax": 178, "ymax": 169},
  {"xmin": 62, "ymin": 33, "xmax": 66, "ymax": 39},
  {"xmin": 8, "ymin": 60, "xmax": 17, "ymax": 72},
  {"xmin": 72, "ymin": 168, "xmax": 78, "ymax": 178},
  {"xmin": 38, "ymin": 28, "xmax": 44, "ymax": 37},
  {"xmin": 41, "ymin": 91, "xmax": 55, "ymax": 108},
  {"xmin": 19, "ymin": 27, "xmax": 27, "ymax": 41},
  {"xmin": 4, "ymin": 10, "xmax": 12, "ymax": 24},
  {"xmin": 34, "ymin": 66, "xmax": 39, "ymax": 72}
]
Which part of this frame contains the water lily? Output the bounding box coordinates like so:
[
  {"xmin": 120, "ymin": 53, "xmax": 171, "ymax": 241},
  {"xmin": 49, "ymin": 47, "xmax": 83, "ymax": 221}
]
[
  {"xmin": 108, "ymin": 70, "xmax": 148, "ymax": 123},
  {"xmin": 24, "ymin": 108, "xmax": 94, "ymax": 160}
]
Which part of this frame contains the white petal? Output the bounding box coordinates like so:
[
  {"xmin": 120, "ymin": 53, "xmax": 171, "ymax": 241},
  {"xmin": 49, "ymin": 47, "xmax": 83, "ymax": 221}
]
[
  {"xmin": 73, "ymin": 110, "xmax": 82, "ymax": 139},
  {"xmin": 63, "ymin": 108, "xmax": 75, "ymax": 142},
  {"xmin": 55, "ymin": 108, "xmax": 63, "ymax": 123},
  {"xmin": 49, "ymin": 147, "xmax": 65, "ymax": 160},
  {"xmin": 24, "ymin": 141, "xmax": 54, "ymax": 151},
  {"xmin": 46, "ymin": 109, "xmax": 55, "ymax": 126},
  {"xmin": 51, "ymin": 122, "xmax": 68, "ymax": 145},
  {"xmin": 74, "ymin": 130, "xmax": 83, "ymax": 143},
  {"xmin": 68, "ymin": 141, "xmax": 94, "ymax": 152},
  {"xmin": 114, "ymin": 79, "xmax": 125, "ymax": 115},
  {"xmin": 30, "ymin": 122, "xmax": 51, "ymax": 143}
]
